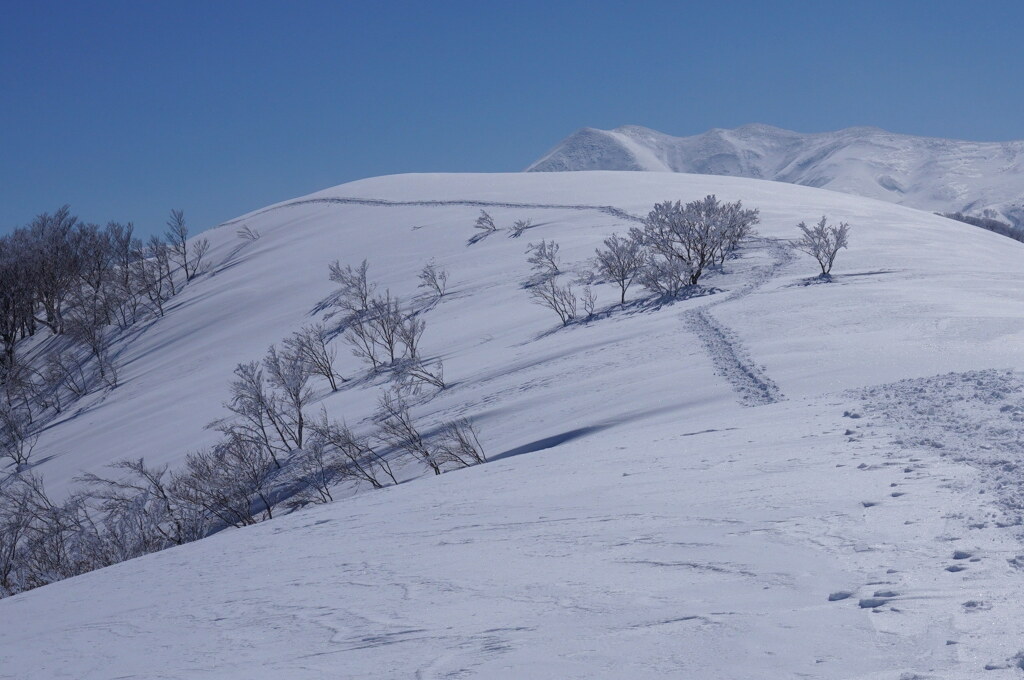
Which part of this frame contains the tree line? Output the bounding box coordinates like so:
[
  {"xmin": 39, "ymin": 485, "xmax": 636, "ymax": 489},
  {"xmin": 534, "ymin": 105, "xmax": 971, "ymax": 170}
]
[{"xmin": 0, "ymin": 240, "xmax": 484, "ymax": 598}]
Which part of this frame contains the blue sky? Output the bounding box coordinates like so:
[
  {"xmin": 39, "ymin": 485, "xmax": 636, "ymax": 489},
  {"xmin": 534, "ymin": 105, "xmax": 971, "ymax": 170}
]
[{"xmin": 2, "ymin": 0, "xmax": 1022, "ymax": 237}]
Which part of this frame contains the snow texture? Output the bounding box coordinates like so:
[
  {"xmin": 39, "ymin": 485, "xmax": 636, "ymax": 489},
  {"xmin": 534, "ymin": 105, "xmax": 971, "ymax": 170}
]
[{"xmin": 4, "ymin": 171, "xmax": 1024, "ymax": 678}]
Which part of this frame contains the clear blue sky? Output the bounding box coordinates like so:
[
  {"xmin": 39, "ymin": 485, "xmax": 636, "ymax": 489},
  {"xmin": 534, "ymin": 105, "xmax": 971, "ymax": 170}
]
[{"xmin": 2, "ymin": 0, "xmax": 1022, "ymax": 237}]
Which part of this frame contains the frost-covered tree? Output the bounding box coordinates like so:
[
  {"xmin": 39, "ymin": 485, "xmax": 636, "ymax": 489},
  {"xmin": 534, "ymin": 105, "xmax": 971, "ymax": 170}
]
[
  {"xmin": 640, "ymin": 195, "xmax": 759, "ymax": 286},
  {"xmin": 284, "ymin": 324, "xmax": 343, "ymax": 391},
  {"xmin": 594, "ymin": 233, "xmax": 645, "ymax": 304},
  {"xmin": 328, "ymin": 258, "xmax": 376, "ymax": 319},
  {"xmin": 262, "ymin": 344, "xmax": 314, "ymax": 450},
  {"xmin": 796, "ymin": 216, "xmax": 850, "ymax": 277},
  {"xmin": 526, "ymin": 239, "xmax": 561, "ymax": 278}
]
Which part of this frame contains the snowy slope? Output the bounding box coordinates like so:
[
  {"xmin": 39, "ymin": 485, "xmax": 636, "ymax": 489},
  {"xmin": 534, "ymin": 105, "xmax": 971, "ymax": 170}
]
[
  {"xmin": 527, "ymin": 125, "xmax": 1024, "ymax": 229},
  {"xmin": 4, "ymin": 172, "xmax": 1024, "ymax": 677}
]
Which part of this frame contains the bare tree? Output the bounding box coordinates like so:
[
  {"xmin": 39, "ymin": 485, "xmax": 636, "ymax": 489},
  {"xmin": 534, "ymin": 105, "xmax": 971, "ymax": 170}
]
[
  {"xmin": 171, "ymin": 435, "xmax": 276, "ymax": 529},
  {"xmin": 307, "ymin": 414, "xmax": 398, "ymax": 492},
  {"xmin": 27, "ymin": 206, "xmax": 81, "ymax": 335},
  {"xmin": 581, "ymin": 286, "xmax": 597, "ymax": 318},
  {"xmin": 637, "ymin": 252, "xmax": 689, "ymax": 299},
  {"xmin": 284, "ymin": 324, "xmax": 343, "ymax": 391},
  {"xmin": 529, "ymin": 278, "xmax": 577, "ymax": 326},
  {"xmin": 435, "ymin": 419, "xmax": 486, "ymax": 468},
  {"xmin": 190, "ymin": 238, "xmax": 210, "ymax": 278},
  {"xmin": 78, "ymin": 458, "xmax": 207, "ymax": 548},
  {"xmin": 262, "ymin": 344, "xmax": 314, "ymax": 450},
  {"xmin": 344, "ymin": 316, "xmax": 382, "ymax": 370},
  {"xmin": 219, "ymin": 361, "xmax": 291, "ymax": 468},
  {"xmin": 796, "ymin": 216, "xmax": 850, "ymax": 277},
  {"xmin": 165, "ymin": 209, "xmax": 203, "ymax": 282},
  {"xmin": 366, "ymin": 292, "xmax": 404, "ymax": 365},
  {"xmin": 395, "ymin": 358, "xmax": 446, "ymax": 393},
  {"xmin": 474, "ymin": 210, "xmax": 497, "ymax": 234},
  {"xmin": 397, "ymin": 314, "xmax": 426, "ymax": 361},
  {"xmin": 375, "ymin": 392, "xmax": 441, "ymax": 475},
  {"xmin": 0, "ymin": 400, "xmax": 36, "ymax": 470},
  {"xmin": 509, "ymin": 218, "xmax": 532, "ymax": 238},
  {"xmin": 328, "ymin": 259, "xmax": 375, "ymax": 318},
  {"xmin": 526, "ymin": 239, "xmax": 561, "ymax": 277},
  {"xmin": 594, "ymin": 233, "xmax": 645, "ymax": 304},
  {"xmin": 417, "ymin": 261, "xmax": 448, "ymax": 298}
]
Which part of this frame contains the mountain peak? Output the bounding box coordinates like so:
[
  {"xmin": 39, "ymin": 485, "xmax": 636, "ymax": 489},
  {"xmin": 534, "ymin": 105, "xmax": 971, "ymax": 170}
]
[{"xmin": 527, "ymin": 124, "xmax": 1024, "ymax": 228}]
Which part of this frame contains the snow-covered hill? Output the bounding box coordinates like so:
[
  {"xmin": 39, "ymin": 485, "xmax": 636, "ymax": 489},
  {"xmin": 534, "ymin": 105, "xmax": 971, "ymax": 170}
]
[
  {"xmin": 527, "ymin": 125, "xmax": 1024, "ymax": 229},
  {"xmin": 4, "ymin": 172, "xmax": 1024, "ymax": 678}
]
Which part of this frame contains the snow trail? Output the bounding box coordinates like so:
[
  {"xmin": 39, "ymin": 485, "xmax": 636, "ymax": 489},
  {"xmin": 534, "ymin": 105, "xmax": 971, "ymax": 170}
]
[
  {"xmin": 685, "ymin": 308, "xmax": 783, "ymax": 406},
  {"xmin": 220, "ymin": 196, "xmax": 646, "ymax": 227},
  {"xmin": 684, "ymin": 238, "xmax": 793, "ymax": 406}
]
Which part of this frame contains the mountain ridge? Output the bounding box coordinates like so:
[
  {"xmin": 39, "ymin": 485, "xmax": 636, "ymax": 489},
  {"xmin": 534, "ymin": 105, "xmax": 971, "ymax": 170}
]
[{"xmin": 527, "ymin": 125, "xmax": 1024, "ymax": 228}]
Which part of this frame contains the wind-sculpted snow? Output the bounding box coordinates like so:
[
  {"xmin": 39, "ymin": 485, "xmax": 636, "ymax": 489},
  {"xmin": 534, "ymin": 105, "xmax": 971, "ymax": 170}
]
[{"xmin": 859, "ymin": 369, "xmax": 1024, "ymax": 527}]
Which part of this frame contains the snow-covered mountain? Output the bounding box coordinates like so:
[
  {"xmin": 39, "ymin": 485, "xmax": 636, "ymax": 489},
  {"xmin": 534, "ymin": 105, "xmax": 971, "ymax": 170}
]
[
  {"xmin": 4, "ymin": 172, "xmax": 1024, "ymax": 678},
  {"xmin": 527, "ymin": 124, "xmax": 1024, "ymax": 229}
]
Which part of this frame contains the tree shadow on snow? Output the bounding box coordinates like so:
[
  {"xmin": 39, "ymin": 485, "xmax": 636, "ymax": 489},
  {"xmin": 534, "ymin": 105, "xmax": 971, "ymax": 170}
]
[{"xmin": 490, "ymin": 425, "xmax": 613, "ymax": 462}]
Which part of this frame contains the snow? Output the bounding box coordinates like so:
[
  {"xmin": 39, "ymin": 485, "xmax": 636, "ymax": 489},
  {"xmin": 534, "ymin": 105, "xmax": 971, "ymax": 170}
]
[
  {"xmin": 527, "ymin": 125, "xmax": 1024, "ymax": 229},
  {"xmin": 4, "ymin": 171, "xmax": 1024, "ymax": 677}
]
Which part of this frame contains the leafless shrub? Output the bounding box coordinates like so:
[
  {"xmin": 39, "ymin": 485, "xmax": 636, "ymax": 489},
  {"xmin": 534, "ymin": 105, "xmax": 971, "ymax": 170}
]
[
  {"xmin": 639, "ymin": 195, "xmax": 759, "ymax": 285},
  {"xmin": 435, "ymin": 418, "xmax": 486, "ymax": 468},
  {"xmin": 796, "ymin": 216, "xmax": 850, "ymax": 277},
  {"xmin": 78, "ymin": 458, "xmax": 207, "ymax": 549},
  {"xmin": 594, "ymin": 232, "xmax": 645, "ymax": 304},
  {"xmin": 284, "ymin": 324, "xmax": 343, "ymax": 391},
  {"xmin": 0, "ymin": 401, "xmax": 37, "ymax": 470},
  {"xmin": 474, "ymin": 210, "xmax": 497, "ymax": 234},
  {"xmin": 581, "ymin": 286, "xmax": 597, "ymax": 318},
  {"xmin": 509, "ymin": 218, "xmax": 532, "ymax": 238},
  {"xmin": 529, "ymin": 278, "xmax": 577, "ymax": 326},
  {"xmin": 171, "ymin": 433, "xmax": 277, "ymax": 529},
  {"xmin": 375, "ymin": 392, "xmax": 441, "ymax": 475},
  {"xmin": 417, "ymin": 261, "xmax": 448, "ymax": 298},
  {"xmin": 637, "ymin": 253, "xmax": 689, "ymax": 299},
  {"xmin": 395, "ymin": 359, "xmax": 446, "ymax": 393},
  {"xmin": 526, "ymin": 239, "xmax": 561, "ymax": 277},
  {"xmin": 307, "ymin": 414, "xmax": 398, "ymax": 493},
  {"xmin": 329, "ymin": 259, "xmax": 375, "ymax": 318}
]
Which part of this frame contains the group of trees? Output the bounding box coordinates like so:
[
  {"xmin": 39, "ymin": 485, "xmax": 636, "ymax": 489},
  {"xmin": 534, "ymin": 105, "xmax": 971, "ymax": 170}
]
[
  {"xmin": 528, "ymin": 195, "xmax": 760, "ymax": 325},
  {"xmin": 527, "ymin": 197, "xmax": 853, "ymax": 325},
  {"xmin": 0, "ymin": 207, "xmax": 208, "ymax": 471},
  {"xmin": 329, "ymin": 259, "xmax": 446, "ymax": 391},
  {"xmin": 472, "ymin": 210, "xmax": 534, "ymax": 241},
  {"xmin": 0, "ymin": 282, "xmax": 484, "ymax": 597}
]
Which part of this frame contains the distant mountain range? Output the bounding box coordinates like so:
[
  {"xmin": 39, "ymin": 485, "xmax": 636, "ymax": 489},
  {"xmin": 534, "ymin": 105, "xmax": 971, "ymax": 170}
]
[{"xmin": 527, "ymin": 124, "xmax": 1024, "ymax": 229}]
